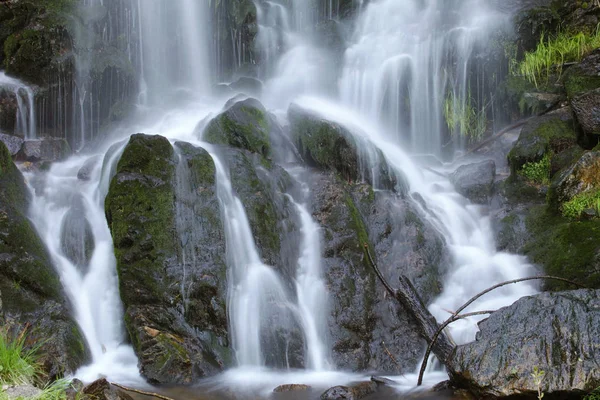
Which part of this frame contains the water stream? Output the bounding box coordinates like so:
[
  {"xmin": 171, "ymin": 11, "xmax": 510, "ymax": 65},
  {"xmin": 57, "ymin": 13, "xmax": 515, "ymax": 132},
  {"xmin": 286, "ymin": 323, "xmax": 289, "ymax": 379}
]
[
  {"xmin": 0, "ymin": 71, "xmax": 37, "ymax": 140},
  {"xmin": 19, "ymin": 0, "xmax": 539, "ymax": 396}
]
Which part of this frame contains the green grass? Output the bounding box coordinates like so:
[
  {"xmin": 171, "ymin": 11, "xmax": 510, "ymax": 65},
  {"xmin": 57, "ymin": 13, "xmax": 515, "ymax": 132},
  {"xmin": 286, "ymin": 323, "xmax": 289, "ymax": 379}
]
[
  {"xmin": 561, "ymin": 189, "xmax": 600, "ymax": 219},
  {"xmin": 443, "ymin": 92, "xmax": 487, "ymax": 140},
  {"xmin": 0, "ymin": 329, "xmax": 39, "ymax": 386},
  {"xmin": 519, "ymin": 25, "xmax": 600, "ymax": 87},
  {"xmin": 584, "ymin": 387, "xmax": 600, "ymax": 400}
]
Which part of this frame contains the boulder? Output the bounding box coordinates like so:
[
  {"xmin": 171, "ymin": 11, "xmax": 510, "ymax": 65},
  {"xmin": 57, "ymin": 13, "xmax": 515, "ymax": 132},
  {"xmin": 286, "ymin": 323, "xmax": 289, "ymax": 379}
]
[
  {"xmin": 451, "ymin": 289, "xmax": 600, "ymax": 398},
  {"xmin": 60, "ymin": 194, "xmax": 95, "ymax": 273},
  {"xmin": 105, "ymin": 135, "xmax": 231, "ymax": 384},
  {"xmin": 17, "ymin": 138, "xmax": 71, "ymax": 162},
  {"xmin": 229, "ymin": 76, "xmax": 263, "ymax": 96},
  {"xmin": 203, "ymin": 97, "xmax": 272, "ymax": 157},
  {"xmin": 77, "ymin": 154, "xmax": 102, "ymax": 181},
  {"xmin": 82, "ymin": 378, "xmax": 133, "ymax": 400},
  {"xmin": 273, "ymin": 384, "xmax": 311, "ymax": 393},
  {"xmin": 0, "ymin": 140, "xmax": 88, "ymax": 377},
  {"xmin": 550, "ymin": 150, "xmax": 600, "ymax": 207},
  {"xmin": 450, "ymin": 160, "xmax": 496, "ymax": 204},
  {"xmin": 507, "ymin": 110, "xmax": 577, "ymax": 176},
  {"xmin": 288, "ymin": 104, "xmax": 398, "ymax": 191},
  {"xmin": 320, "ymin": 381, "xmax": 377, "ymax": 400},
  {"xmin": 571, "ymin": 88, "xmax": 600, "ymax": 144},
  {"xmin": 2, "ymin": 384, "xmax": 42, "ymax": 400},
  {"xmin": 0, "ymin": 132, "xmax": 23, "ymax": 156}
]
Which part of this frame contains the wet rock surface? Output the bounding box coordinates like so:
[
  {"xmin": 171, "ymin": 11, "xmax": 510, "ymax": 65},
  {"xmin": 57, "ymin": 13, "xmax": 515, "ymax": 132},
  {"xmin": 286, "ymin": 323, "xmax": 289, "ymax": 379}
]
[
  {"xmin": 105, "ymin": 134, "xmax": 231, "ymax": 384},
  {"xmin": 320, "ymin": 381, "xmax": 377, "ymax": 400},
  {"xmin": 450, "ymin": 160, "xmax": 496, "ymax": 204},
  {"xmin": 17, "ymin": 138, "xmax": 71, "ymax": 162},
  {"xmin": 0, "ymin": 132, "xmax": 23, "ymax": 156},
  {"xmin": 451, "ymin": 289, "xmax": 600, "ymax": 398},
  {"xmin": 0, "ymin": 140, "xmax": 88, "ymax": 377}
]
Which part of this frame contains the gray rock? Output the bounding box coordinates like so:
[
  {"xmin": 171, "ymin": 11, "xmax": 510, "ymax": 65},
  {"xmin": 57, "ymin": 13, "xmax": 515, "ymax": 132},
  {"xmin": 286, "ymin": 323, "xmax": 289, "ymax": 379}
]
[
  {"xmin": 273, "ymin": 384, "xmax": 311, "ymax": 393},
  {"xmin": 550, "ymin": 150, "xmax": 600, "ymax": 207},
  {"xmin": 321, "ymin": 382, "xmax": 377, "ymax": 400},
  {"xmin": 450, "ymin": 160, "xmax": 496, "ymax": 204},
  {"xmin": 17, "ymin": 138, "xmax": 71, "ymax": 162},
  {"xmin": 229, "ymin": 76, "xmax": 263, "ymax": 96},
  {"xmin": 571, "ymin": 88, "xmax": 600, "ymax": 143},
  {"xmin": 82, "ymin": 378, "xmax": 133, "ymax": 400},
  {"xmin": 451, "ymin": 289, "xmax": 600, "ymax": 398},
  {"xmin": 3, "ymin": 384, "xmax": 42, "ymax": 400},
  {"xmin": 77, "ymin": 154, "xmax": 102, "ymax": 181},
  {"xmin": 0, "ymin": 133, "xmax": 23, "ymax": 156},
  {"xmin": 60, "ymin": 194, "xmax": 95, "ymax": 273}
]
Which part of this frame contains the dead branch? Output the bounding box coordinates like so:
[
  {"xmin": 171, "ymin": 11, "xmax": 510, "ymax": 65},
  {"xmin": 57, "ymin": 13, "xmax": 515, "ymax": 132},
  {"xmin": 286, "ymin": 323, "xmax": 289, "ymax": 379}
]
[{"xmin": 110, "ymin": 382, "xmax": 176, "ymax": 400}]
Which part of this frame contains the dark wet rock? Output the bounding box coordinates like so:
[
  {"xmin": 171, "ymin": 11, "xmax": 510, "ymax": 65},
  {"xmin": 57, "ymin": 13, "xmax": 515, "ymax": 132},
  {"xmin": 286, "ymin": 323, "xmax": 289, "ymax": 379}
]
[
  {"xmin": 274, "ymin": 384, "xmax": 311, "ymax": 393},
  {"xmin": 451, "ymin": 289, "xmax": 600, "ymax": 398},
  {"xmin": 494, "ymin": 208, "xmax": 532, "ymax": 254},
  {"xmin": 564, "ymin": 49, "xmax": 600, "ymax": 100},
  {"xmin": 60, "ymin": 194, "xmax": 94, "ymax": 273},
  {"xmin": 105, "ymin": 135, "xmax": 231, "ymax": 384},
  {"xmin": 0, "ymin": 132, "xmax": 23, "ymax": 156},
  {"xmin": 288, "ymin": 103, "xmax": 399, "ymax": 191},
  {"xmin": 226, "ymin": 148, "xmax": 298, "ymax": 272},
  {"xmin": 203, "ymin": 98, "xmax": 272, "ymax": 157},
  {"xmin": 320, "ymin": 381, "xmax": 377, "ymax": 400},
  {"xmin": 571, "ymin": 88, "xmax": 600, "ymax": 144},
  {"xmin": 549, "ymin": 150, "xmax": 600, "ymax": 209},
  {"xmin": 507, "ymin": 109, "xmax": 577, "ymax": 176},
  {"xmin": 229, "ymin": 76, "xmax": 263, "ymax": 96},
  {"xmin": 0, "ymin": 140, "xmax": 88, "ymax": 378},
  {"xmin": 17, "ymin": 138, "xmax": 71, "ymax": 162},
  {"xmin": 450, "ymin": 160, "xmax": 496, "ymax": 204},
  {"xmin": 82, "ymin": 378, "xmax": 134, "ymax": 400},
  {"xmin": 77, "ymin": 154, "xmax": 102, "ymax": 181},
  {"xmin": 0, "ymin": 91, "xmax": 18, "ymax": 133}
]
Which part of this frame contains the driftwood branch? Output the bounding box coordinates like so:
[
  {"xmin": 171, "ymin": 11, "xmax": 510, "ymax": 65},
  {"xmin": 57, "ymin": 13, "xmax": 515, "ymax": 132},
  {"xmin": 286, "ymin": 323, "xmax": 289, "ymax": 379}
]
[
  {"xmin": 417, "ymin": 275, "xmax": 585, "ymax": 386},
  {"xmin": 364, "ymin": 244, "xmax": 455, "ymax": 366},
  {"xmin": 111, "ymin": 382, "xmax": 176, "ymax": 400}
]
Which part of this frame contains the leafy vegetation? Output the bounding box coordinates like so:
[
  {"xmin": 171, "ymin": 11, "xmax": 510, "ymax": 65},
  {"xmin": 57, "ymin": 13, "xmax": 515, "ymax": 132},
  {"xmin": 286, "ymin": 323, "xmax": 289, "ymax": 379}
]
[
  {"xmin": 443, "ymin": 92, "xmax": 487, "ymax": 140},
  {"xmin": 519, "ymin": 25, "xmax": 600, "ymax": 87},
  {"xmin": 561, "ymin": 189, "xmax": 600, "ymax": 219},
  {"xmin": 520, "ymin": 153, "xmax": 551, "ymax": 184},
  {"xmin": 584, "ymin": 387, "xmax": 600, "ymax": 400}
]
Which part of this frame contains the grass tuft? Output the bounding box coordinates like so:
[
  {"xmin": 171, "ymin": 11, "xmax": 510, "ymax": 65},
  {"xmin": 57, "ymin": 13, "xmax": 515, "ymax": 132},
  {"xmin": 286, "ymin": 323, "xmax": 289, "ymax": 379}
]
[
  {"xmin": 443, "ymin": 92, "xmax": 487, "ymax": 140},
  {"xmin": 0, "ymin": 329, "xmax": 40, "ymax": 386},
  {"xmin": 561, "ymin": 189, "xmax": 600, "ymax": 219}
]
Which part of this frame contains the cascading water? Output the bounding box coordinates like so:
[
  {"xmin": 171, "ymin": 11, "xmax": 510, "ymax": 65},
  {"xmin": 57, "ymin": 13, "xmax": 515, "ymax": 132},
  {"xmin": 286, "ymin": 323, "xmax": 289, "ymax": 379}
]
[
  {"xmin": 0, "ymin": 71, "xmax": 37, "ymax": 140},
  {"xmin": 18, "ymin": 0, "xmax": 541, "ymax": 395}
]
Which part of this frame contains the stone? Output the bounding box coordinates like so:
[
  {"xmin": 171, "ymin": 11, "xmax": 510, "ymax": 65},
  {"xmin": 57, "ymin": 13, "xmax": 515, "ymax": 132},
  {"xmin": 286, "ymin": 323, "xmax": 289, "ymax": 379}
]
[
  {"xmin": 2, "ymin": 384, "xmax": 42, "ymax": 400},
  {"xmin": 0, "ymin": 132, "xmax": 23, "ymax": 156},
  {"xmin": 450, "ymin": 160, "xmax": 496, "ymax": 204},
  {"xmin": 550, "ymin": 150, "xmax": 600, "ymax": 206},
  {"xmin": 229, "ymin": 76, "xmax": 263, "ymax": 96},
  {"xmin": 82, "ymin": 378, "xmax": 134, "ymax": 400},
  {"xmin": 203, "ymin": 97, "xmax": 272, "ymax": 157},
  {"xmin": 17, "ymin": 138, "xmax": 71, "ymax": 162},
  {"xmin": 571, "ymin": 88, "xmax": 600, "ymax": 144},
  {"xmin": 77, "ymin": 154, "xmax": 102, "ymax": 181},
  {"xmin": 60, "ymin": 194, "xmax": 95, "ymax": 273},
  {"xmin": 451, "ymin": 289, "xmax": 600, "ymax": 398},
  {"xmin": 320, "ymin": 382, "xmax": 377, "ymax": 400},
  {"xmin": 273, "ymin": 384, "xmax": 311, "ymax": 392}
]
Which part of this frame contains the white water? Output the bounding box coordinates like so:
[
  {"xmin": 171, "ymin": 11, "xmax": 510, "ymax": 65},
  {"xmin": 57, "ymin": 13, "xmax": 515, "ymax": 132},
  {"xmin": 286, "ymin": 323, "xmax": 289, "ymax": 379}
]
[
  {"xmin": 0, "ymin": 71, "xmax": 37, "ymax": 139},
  {"xmin": 18, "ymin": 0, "xmax": 538, "ymax": 395}
]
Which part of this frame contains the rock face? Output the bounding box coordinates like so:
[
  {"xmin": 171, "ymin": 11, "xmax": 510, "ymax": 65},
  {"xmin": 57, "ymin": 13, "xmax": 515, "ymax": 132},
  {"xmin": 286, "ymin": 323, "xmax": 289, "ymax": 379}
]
[
  {"xmin": 0, "ymin": 132, "xmax": 23, "ymax": 156},
  {"xmin": 551, "ymin": 150, "xmax": 600, "ymax": 206},
  {"xmin": 451, "ymin": 289, "xmax": 600, "ymax": 398},
  {"xmin": 203, "ymin": 98, "xmax": 272, "ymax": 157},
  {"xmin": 17, "ymin": 138, "xmax": 71, "ymax": 162},
  {"xmin": 450, "ymin": 160, "xmax": 496, "ymax": 204},
  {"xmin": 289, "ymin": 104, "xmax": 398, "ymax": 191},
  {"xmin": 105, "ymin": 134, "xmax": 231, "ymax": 384},
  {"xmin": 0, "ymin": 140, "xmax": 88, "ymax": 377}
]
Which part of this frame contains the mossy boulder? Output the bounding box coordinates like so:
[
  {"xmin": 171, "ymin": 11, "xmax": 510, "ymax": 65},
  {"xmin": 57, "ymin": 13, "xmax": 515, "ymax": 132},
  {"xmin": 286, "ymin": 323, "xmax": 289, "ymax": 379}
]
[
  {"xmin": 450, "ymin": 160, "xmax": 496, "ymax": 204},
  {"xmin": 507, "ymin": 110, "xmax": 577, "ymax": 177},
  {"xmin": 549, "ymin": 150, "xmax": 600, "ymax": 209},
  {"xmin": 105, "ymin": 135, "xmax": 231, "ymax": 384},
  {"xmin": 0, "ymin": 139, "xmax": 88, "ymax": 378},
  {"xmin": 288, "ymin": 104, "xmax": 398, "ymax": 191},
  {"xmin": 203, "ymin": 98, "xmax": 272, "ymax": 157},
  {"xmin": 522, "ymin": 206, "xmax": 600, "ymax": 290}
]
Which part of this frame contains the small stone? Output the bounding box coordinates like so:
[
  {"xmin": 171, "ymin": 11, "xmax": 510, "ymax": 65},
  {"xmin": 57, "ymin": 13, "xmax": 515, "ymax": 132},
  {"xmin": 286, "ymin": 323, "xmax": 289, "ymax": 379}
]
[{"xmin": 273, "ymin": 384, "xmax": 311, "ymax": 392}]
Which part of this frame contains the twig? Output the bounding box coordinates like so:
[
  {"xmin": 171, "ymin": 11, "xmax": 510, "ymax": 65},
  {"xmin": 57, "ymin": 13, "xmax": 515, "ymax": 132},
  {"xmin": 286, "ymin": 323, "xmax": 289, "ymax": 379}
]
[
  {"xmin": 364, "ymin": 243, "xmax": 396, "ymax": 298},
  {"xmin": 110, "ymin": 382, "xmax": 176, "ymax": 400},
  {"xmin": 382, "ymin": 340, "xmax": 401, "ymax": 368},
  {"xmin": 416, "ymin": 275, "xmax": 585, "ymax": 386}
]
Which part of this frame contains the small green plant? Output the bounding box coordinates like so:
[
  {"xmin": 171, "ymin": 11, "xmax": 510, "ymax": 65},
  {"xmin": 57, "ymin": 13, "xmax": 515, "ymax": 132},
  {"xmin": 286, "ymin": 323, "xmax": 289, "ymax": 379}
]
[
  {"xmin": 519, "ymin": 153, "xmax": 551, "ymax": 185},
  {"xmin": 519, "ymin": 25, "xmax": 600, "ymax": 87},
  {"xmin": 583, "ymin": 386, "xmax": 600, "ymax": 400},
  {"xmin": 0, "ymin": 328, "xmax": 39, "ymax": 386},
  {"xmin": 444, "ymin": 92, "xmax": 487, "ymax": 140},
  {"xmin": 34, "ymin": 378, "xmax": 72, "ymax": 400},
  {"xmin": 531, "ymin": 366, "xmax": 545, "ymax": 400},
  {"xmin": 561, "ymin": 189, "xmax": 600, "ymax": 219}
]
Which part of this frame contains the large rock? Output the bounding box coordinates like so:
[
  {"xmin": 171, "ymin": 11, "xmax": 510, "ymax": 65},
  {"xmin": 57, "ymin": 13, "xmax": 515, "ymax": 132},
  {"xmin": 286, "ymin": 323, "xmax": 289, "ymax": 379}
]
[
  {"xmin": 571, "ymin": 88, "xmax": 600, "ymax": 143},
  {"xmin": 0, "ymin": 140, "xmax": 88, "ymax": 378},
  {"xmin": 105, "ymin": 134, "xmax": 231, "ymax": 384},
  {"xmin": 203, "ymin": 97, "xmax": 272, "ymax": 157},
  {"xmin": 288, "ymin": 104, "xmax": 398, "ymax": 191},
  {"xmin": 0, "ymin": 132, "xmax": 23, "ymax": 156},
  {"xmin": 549, "ymin": 150, "xmax": 600, "ymax": 209},
  {"xmin": 450, "ymin": 160, "xmax": 496, "ymax": 204},
  {"xmin": 320, "ymin": 381, "xmax": 377, "ymax": 400},
  {"xmin": 507, "ymin": 109, "xmax": 577, "ymax": 176},
  {"xmin": 451, "ymin": 289, "xmax": 600, "ymax": 398},
  {"xmin": 60, "ymin": 194, "xmax": 94, "ymax": 273},
  {"xmin": 17, "ymin": 138, "xmax": 71, "ymax": 162}
]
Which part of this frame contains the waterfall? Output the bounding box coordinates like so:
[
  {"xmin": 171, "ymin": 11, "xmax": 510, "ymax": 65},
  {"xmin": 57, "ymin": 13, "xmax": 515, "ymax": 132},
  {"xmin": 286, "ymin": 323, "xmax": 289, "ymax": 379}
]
[{"xmin": 0, "ymin": 71, "xmax": 37, "ymax": 140}]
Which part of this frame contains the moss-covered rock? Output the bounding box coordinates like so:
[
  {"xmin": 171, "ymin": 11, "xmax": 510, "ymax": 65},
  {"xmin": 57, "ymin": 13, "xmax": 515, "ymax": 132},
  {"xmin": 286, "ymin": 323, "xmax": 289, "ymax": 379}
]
[
  {"xmin": 523, "ymin": 205, "xmax": 600, "ymax": 290},
  {"xmin": 0, "ymin": 139, "xmax": 88, "ymax": 378},
  {"xmin": 507, "ymin": 110, "xmax": 577, "ymax": 176},
  {"xmin": 288, "ymin": 103, "xmax": 399, "ymax": 191},
  {"xmin": 105, "ymin": 135, "xmax": 231, "ymax": 384},
  {"xmin": 203, "ymin": 98, "xmax": 272, "ymax": 157},
  {"xmin": 550, "ymin": 150, "xmax": 600, "ymax": 209}
]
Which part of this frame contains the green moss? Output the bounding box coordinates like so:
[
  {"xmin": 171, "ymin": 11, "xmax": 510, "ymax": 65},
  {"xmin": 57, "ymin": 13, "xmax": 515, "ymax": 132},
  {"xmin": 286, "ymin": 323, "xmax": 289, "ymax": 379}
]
[
  {"xmin": 564, "ymin": 74, "xmax": 600, "ymax": 99},
  {"xmin": 344, "ymin": 192, "xmax": 372, "ymax": 267},
  {"xmin": 523, "ymin": 206, "xmax": 600, "ymax": 290}
]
